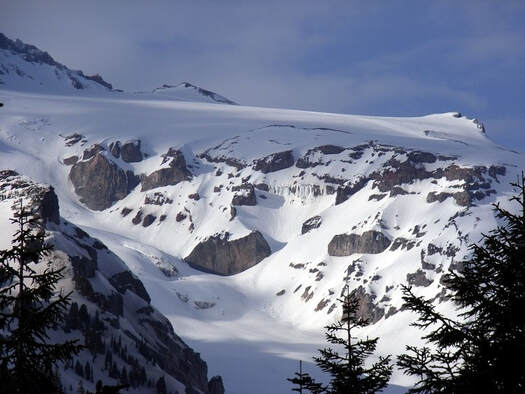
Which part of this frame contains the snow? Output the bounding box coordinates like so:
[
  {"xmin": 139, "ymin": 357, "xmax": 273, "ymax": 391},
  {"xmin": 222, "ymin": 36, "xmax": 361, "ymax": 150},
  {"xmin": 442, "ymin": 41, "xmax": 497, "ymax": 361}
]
[{"xmin": 1, "ymin": 71, "xmax": 524, "ymax": 393}]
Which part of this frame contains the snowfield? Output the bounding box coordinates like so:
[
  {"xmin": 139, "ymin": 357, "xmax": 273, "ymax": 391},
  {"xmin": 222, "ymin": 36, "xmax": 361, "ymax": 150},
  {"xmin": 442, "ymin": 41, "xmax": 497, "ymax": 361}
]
[{"xmin": 1, "ymin": 79, "xmax": 523, "ymax": 393}]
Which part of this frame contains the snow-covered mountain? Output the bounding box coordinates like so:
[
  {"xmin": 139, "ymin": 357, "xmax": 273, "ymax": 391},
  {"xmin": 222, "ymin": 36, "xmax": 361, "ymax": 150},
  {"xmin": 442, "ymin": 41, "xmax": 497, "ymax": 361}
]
[
  {"xmin": 1, "ymin": 34, "xmax": 524, "ymax": 393},
  {"xmin": 0, "ymin": 33, "xmax": 113, "ymax": 93}
]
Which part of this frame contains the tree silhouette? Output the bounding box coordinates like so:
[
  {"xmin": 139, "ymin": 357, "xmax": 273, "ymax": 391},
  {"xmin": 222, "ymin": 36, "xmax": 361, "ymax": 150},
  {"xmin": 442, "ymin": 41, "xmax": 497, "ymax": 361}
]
[
  {"xmin": 0, "ymin": 199, "xmax": 82, "ymax": 393},
  {"xmin": 398, "ymin": 175, "xmax": 525, "ymax": 393},
  {"xmin": 288, "ymin": 290, "xmax": 393, "ymax": 393},
  {"xmin": 314, "ymin": 291, "xmax": 393, "ymax": 393}
]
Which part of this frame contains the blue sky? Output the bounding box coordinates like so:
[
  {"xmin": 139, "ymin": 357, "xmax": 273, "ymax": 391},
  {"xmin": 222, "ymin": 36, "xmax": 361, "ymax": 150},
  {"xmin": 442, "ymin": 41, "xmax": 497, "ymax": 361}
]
[{"xmin": 2, "ymin": 1, "xmax": 524, "ymax": 150}]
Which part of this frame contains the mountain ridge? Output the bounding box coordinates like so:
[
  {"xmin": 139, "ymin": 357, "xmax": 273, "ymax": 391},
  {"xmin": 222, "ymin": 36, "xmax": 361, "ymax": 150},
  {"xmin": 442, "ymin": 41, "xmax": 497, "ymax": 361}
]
[{"xmin": 0, "ymin": 36, "xmax": 524, "ymax": 393}]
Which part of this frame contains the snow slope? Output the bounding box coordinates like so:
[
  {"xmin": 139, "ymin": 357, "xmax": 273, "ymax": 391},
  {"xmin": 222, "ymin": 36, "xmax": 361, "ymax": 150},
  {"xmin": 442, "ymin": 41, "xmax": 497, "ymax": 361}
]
[{"xmin": 1, "ymin": 35, "xmax": 524, "ymax": 393}]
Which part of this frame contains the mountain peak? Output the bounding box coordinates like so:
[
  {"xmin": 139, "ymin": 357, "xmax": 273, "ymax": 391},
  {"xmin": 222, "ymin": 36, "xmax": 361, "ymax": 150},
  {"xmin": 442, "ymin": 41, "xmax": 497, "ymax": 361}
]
[
  {"xmin": 0, "ymin": 32, "xmax": 113, "ymax": 92},
  {"xmin": 151, "ymin": 82, "xmax": 237, "ymax": 104}
]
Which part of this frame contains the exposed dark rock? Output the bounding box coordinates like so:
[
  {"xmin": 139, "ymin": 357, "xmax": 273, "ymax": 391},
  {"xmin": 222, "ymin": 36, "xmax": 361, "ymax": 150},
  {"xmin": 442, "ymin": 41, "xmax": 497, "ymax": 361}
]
[
  {"xmin": 144, "ymin": 192, "xmax": 173, "ymax": 205},
  {"xmin": 229, "ymin": 206, "xmax": 237, "ymax": 221},
  {"xmin": 253, "ymin": 150, "xmax": 294, "ymax": 173},
  {"xmin": 488, "ymin": 165, "xmax": 506, "ymax": 179},
  {"xmin": 63, "ymin": 155, "xmax": 78, "ymax": 166},
  {"xmin": 301, "ymin": 286, "xmax": 314, "ymax": 302},
  {"xmin": 335, "ymin": 177, "xmax": 370, "ymax": 205},
  {"xmin": 176, "ymin": 212, "xmax": 187, "ymax": 222},
  {"xmin": 109, "ymin": 271, "xmax": 151, "ymax": 303},
  {"xmin": 142, "ymin": 214, "xmax": 156, "ymax": 227},
  {"xmin": 408, "ymin": 151, "xmax": 436, "ymax": 164},
  {"xmin": 389, "ymin": 187, "xmax": 408, "ymax": 197},
  {"xmin": 426, "ymin": 191, "xmax": 472, "ymax": 207},
  {"xmin": 368, "ymin": 193, "xmax": 387, "ymax": 201},
  {"xmin": 231, "ymin": 183, "xmax": 256, "ymax": 206},
  {"xmin": 276, "ymin": 290, "xmax": 286, "ymax": 296},
  {"xmin": 121, "ymin": 207, "xmax": 132, "ymax": 217},
  {"xmin": 189, "ymin": 193, "xmax": 200, "ymax": 200},
  {"xmin": 328, "ymin": 230, "xmax": 391, "ymax": 256},
  {"xmin": 254, "ymin": 183, "xmax": 269, "ymax": 192},
  {"xmin": 349, "ymin": 286, "xmax": 384, "ymax": 324},
  {"xmin": 385, "ymin": 307, "xmax": 398, "ymax": 319},
  {"xmin": 301, "ymin": 215, "xmax": 322, "ymax": 234},
  {"xmin": 315, "ymin": 298, "xmax": 330, "ymax": 312},
  {"xmin": 199, "ymin": 151, "xmax": 246, "ymax": 170},
  {"xmin": 159, "ymin": 214, "xmax": 167, "ymax": 222},
  {"xmin": 141, "ymin": 148, "xmax": 192, "ymax": 192},
  {"xmin": 389, "ymin": 237, "xmax": 416, "ymax": 251},
  {"xmin": 37, "ymin": 186, "xmax": 60, "ymax": 224},
  {"xmin": 82, "ymin": 144, "xmax": 105, "ymax": 160},
  {"xmin": 109, "ymin": 141, "xmax": 120, "ymax": 158},
  {"xmin": 184, "ymin": 231, "xmax": 272, "ymax": 275},
  {"xmin": 427, "ymin": 243, "xmax": 442, "ymax": 256},
  {"xmin": 406, "ymin": 269, "xmax": 433, "ymax": 287},
  {"xmin": 132, "ymin": 210, "xmax": 143, "ymax": 225},
  {"xmin": 208, "ymin": 376, "xmax": 225, "ymax": 394},
  {"xmin": 63, "ymin": 133, "xmax": 85, "ymax": 147},
  {"xmin": 69, "ymin": 153, "xmax": 138, "ymax": 210},
  {"xmin": 296, "ymin": 145, "xmax": 344, "ymax": 168},
  {"xmin": 317, "ymin": 145, "xmax": 345, "ymax": 154},
  {"xmin": 120, "ymin": 140, "xmax": 143, "ymax": 162}
]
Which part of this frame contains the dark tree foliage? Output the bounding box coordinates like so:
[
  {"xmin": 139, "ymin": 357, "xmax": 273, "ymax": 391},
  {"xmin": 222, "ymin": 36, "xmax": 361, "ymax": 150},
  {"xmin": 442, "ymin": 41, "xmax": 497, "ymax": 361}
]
[
  {"xmin": 289, "ymin": 291, "xmax": 393, "ymax": 393},
  {"xmin": 314, "ymin": 292, "xmax": 393, "ymax": 393},
  {"xmin": 288, "ymin": 360, "xmax": 326, "ymax": 393},
  {"xmin": 0, "ymin": 200, "xmax": 83, "ymax": 393},
  {"xmin": 398, "ymin": 176, "xmax": 525, "ymax": 393}
]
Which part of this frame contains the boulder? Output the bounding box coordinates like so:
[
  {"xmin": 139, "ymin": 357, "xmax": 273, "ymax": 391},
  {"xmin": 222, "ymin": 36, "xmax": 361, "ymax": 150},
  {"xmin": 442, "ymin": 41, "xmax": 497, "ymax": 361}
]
[
  {"xmin": 328, "ymin": 230, "xmax": 391, "ymax": 256},
  {"xmin": 141, "ymin": 148, "xmax": 192, "ymax": 192},
  {"xmin": 69, "ymin": 153, "xmax": 139, "ymax": 210},
  {"xmin": 185, "ymin": 231, "xmax": 272, "ymax": 275},
  {"xmin": 301, "ymin": 215, "xmax": 322, "ymax": 234}
]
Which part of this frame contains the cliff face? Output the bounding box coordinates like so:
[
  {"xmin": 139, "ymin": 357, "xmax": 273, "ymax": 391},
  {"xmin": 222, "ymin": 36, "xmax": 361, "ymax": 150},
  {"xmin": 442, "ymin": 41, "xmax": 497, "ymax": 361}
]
[
  {"xmin": 185, "ymin": 231, "xmax": 271, "ymax": 275},
  {"xmin": 0, "ymin": 171, "xmax": 224, "ymax": 394}
]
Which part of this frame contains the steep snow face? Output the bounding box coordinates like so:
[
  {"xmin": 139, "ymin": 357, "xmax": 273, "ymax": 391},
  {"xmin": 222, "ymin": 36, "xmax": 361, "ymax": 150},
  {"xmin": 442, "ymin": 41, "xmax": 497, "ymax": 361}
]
[
  {"xmin": 0, "ymin": 85, "xmax": 524, "ymax": 392},
  {"xmin": 0, "ymin": 32, "xmax": 113, "ymax": 93}
]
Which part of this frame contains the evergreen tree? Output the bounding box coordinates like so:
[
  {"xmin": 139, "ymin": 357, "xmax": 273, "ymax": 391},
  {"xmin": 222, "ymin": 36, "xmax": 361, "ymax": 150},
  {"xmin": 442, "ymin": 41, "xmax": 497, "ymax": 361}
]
[
  {"xmin": 288, "ymin": 360, "xmax": 325, "ymax": 393},
  {"xmin": 289, "ymin": 291, "xmax": 393, "ymax": 393},
  {"xmin": 313, "ymin": 291, "xmax": 393, "ymax": 393},
  {"xmin": 398, "ymin": 176, "xmax": 525, "ymax": 393},
  {"xmin": 0, "ymin": 200, "xmax": 83, "ymax": 393}
]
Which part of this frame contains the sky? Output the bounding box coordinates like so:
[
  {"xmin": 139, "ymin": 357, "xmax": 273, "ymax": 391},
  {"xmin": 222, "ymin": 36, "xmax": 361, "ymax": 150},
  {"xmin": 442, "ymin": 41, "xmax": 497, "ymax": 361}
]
[{"xmin": 1, "ymin": 0, "xmax": 524, "ymax": 150}]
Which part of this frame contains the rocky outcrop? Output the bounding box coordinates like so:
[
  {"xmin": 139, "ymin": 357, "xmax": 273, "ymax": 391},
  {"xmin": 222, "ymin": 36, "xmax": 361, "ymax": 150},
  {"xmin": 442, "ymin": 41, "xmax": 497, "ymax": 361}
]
[
  {"xmin": 253, "ymin": 150, "xmax": 294, "ymax": 173},
  {"xmin": 109, "ymin": 139, "xmax": 143, "ymax": 162},
  {"xmin": 208, "ymin": 376, "xmax": 225, "ymax": 394},
  {"xmin": 328, "ymin": 230, "xmax": 391, "ymax": 256},
  {"xmin": 69, "ymin": 153, "xmax": 139, "ymax": 210},
  {"xmin": 185, "ymin": 231, "xmax": 272, "ymax": 275},
  {"xmin": 296, "ymin": 145, "xmax": 345, "ymax": 168},
  {"xmin": 141, "ymin": 148, "xmax": 192, "ymax": 192},
  {"xmin": 82, "ymin": 144, "xmax": 105, "ymax": 160},
  {"xmin": 348, "ymin": 286, "xmax": 385, "ymax": 324},
  {"xmin": 301, "ymin": 215, "xmax": 322, "ymax": 234},
  {"xmin": 109, "ymin": 270, "xmax": 151, "ymax": 303},
  {"xmin": 231, "ymin": 183, "xmax": 256, "ymax": 206},
  {"xmin": 63, "ymin": 155, "xmax": 78, "ymax": 165}
]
